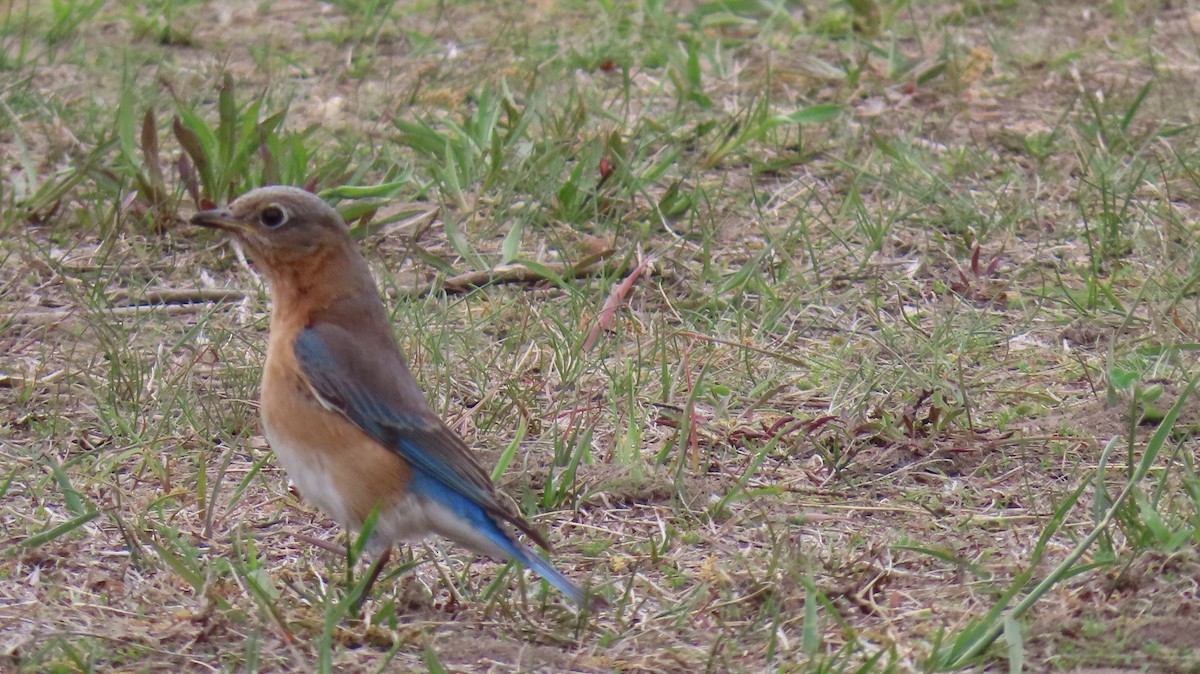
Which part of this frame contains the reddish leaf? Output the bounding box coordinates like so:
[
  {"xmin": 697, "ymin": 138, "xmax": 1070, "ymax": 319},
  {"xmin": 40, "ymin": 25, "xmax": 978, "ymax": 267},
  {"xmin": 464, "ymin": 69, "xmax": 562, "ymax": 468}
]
[
  {"xmin": 172, "ymin": 115, "xmax": 211, "ymax": 199},
  {"xmin": 177, "ymin": 154, "xmax": 200, "ymax": 207},
  {"xmin": 598, "ymin": 157, "xmax": 614, "ymax": 184},
  {"xmin": 582, "ymin": 255, "xmax": 653, "ymax": 352},
  {"xmin": 804, "ymin": 415, "xmax": 838, "ymax": 433},
  {"xmin": 986, "ymin": 254, "xmax": 1001, "ymax": 276},
  {"xmin": 765, "ymin": 415, "xmax": 797, "ymax": 436}
]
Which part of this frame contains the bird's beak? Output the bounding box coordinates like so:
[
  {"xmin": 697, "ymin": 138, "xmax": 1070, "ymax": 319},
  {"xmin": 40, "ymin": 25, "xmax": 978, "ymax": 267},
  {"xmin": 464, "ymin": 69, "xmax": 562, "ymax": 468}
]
[{"xmin": 191, "ymin": 208, "xmax": 248, "ymax": 233}]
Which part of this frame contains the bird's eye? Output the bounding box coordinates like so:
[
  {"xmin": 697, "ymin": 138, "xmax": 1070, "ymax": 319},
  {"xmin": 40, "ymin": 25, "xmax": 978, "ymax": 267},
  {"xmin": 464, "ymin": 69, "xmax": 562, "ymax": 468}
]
[{"xmin": 260, "ymin": 205, "xmax": 288, "ymax": 228}]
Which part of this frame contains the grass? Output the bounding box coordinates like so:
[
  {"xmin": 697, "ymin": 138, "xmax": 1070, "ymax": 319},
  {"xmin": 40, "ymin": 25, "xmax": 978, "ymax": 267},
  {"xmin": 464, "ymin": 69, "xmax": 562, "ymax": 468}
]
[{"xmin": 3, "ymin": 0, "xmax": 1200, "ymax": 671}]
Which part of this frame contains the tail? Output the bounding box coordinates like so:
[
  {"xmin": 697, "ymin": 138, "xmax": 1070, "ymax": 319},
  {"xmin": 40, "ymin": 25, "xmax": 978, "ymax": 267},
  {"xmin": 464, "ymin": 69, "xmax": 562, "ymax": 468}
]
[
  {"xmin": 489, "ymin": 528, "xmax": 585, "ymax": 606},
  {"xmin": 410, "ymin": 473, "xmax": 588, "ymax": 605}
]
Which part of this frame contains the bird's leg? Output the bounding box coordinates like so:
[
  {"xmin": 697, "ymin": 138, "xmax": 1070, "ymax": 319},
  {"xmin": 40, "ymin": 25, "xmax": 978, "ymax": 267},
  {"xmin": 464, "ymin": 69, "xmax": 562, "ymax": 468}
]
[{"xmin": 351, "ymin": 546, "xmax": 392, "ymax": 614}]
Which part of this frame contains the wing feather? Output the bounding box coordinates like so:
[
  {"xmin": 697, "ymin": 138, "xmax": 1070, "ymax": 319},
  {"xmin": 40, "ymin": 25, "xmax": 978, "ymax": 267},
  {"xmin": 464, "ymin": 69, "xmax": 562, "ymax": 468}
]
[{"xmin": 293, "ymin": 323, "xmax": 550, "ymax": 549}]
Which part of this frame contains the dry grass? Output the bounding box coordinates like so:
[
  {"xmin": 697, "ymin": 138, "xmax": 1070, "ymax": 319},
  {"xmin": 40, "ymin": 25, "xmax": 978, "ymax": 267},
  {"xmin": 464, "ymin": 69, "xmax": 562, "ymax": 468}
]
[{"xmin": 3, "ymin": 0, "xmax": 1200, "ymax": 671}]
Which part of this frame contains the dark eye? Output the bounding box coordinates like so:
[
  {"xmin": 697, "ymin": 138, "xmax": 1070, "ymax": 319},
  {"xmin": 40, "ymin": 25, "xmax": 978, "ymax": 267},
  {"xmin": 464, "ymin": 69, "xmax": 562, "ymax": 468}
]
[{"xmin": 260, "ymin": 205, "xmax": 287, "ymax": 228}]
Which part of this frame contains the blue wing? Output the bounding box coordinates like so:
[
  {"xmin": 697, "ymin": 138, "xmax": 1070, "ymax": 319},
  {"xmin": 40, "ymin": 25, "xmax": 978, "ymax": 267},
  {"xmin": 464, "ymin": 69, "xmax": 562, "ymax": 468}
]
[
  {"xmin": 293, "ymin": 322, "xmax": 583, "ymax": 603},
  {"xmin": 294, "ymin": 326, "xmax": 500, "ymax": 515}
]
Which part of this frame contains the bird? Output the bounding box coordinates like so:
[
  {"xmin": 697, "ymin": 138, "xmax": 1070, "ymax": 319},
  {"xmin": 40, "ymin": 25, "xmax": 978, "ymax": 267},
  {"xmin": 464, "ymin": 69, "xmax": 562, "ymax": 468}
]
[{"xmin": 191, "ymin": 185, "xmax": 586, "ymax": 607}]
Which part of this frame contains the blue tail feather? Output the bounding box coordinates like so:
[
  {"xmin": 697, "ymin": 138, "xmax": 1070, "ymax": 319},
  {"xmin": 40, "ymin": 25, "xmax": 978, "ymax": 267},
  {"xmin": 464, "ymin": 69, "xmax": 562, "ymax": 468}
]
[
  {"xmin": 410, "ymin": 472, "xmax": 585, "ymax": 605},
  {"xmin": 491, "ymin": 528, "xmax": 585, "ymax": 605}
]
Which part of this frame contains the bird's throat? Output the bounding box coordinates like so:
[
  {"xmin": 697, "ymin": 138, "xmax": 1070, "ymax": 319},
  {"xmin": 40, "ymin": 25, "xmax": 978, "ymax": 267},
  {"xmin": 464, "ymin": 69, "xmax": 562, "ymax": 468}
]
[{"xmin": 264, "ymin": 248, "xmax": 381, "ymax": 328}]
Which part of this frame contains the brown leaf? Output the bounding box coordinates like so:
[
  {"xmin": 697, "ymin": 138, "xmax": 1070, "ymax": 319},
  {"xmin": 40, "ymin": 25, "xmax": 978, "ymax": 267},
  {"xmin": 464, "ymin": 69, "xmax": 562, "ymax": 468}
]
[
  {"xmin": 173, "ymin": 116, "xmax": 211, "ymax": 199},
  {"xmin": 177, "ymin": 154, "xmax": 200, "ymax": 207},
  {"xmin": 141, "ymin": 108, "xmax": 165, "ymax": 196}
]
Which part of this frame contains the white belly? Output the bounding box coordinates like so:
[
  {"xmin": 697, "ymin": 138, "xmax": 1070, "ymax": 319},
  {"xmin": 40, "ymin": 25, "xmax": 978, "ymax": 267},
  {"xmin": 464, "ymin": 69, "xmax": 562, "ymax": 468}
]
[
  {"xmin": 263, "ymin": 422, "xmax": 358, "ymax": 530},
  {"xmin": 262, "ymin": 426, "xmax": 509, "ymax": 559}
]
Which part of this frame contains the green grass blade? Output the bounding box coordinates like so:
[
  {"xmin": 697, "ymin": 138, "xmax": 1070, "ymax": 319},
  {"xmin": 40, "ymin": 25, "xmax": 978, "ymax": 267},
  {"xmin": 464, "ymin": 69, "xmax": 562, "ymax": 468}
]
[{"xmin": 22, "ymin": 510, "xmax": 100, "ymax": 548}]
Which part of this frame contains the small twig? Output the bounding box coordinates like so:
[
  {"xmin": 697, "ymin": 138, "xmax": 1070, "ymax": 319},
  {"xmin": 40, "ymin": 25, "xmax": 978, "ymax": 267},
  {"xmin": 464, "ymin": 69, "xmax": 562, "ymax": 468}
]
[
  {"xmin": 440, "ymin": 264, "xmax": 566, "ymax": 293},
  {"xmin": 109, "ymin": 287, "xmax": 247, "ymax": 306},
  {"xmin": 0, "ymin": 369, "xmax": 67, "ymax": 391},
  {"xmin": 13, "ymin": 287, "xmax": 247, "ymax": 325},
  {"xmin": 12, "ymin": 303, "xmax": 218, "ymax": 324},
  {"xmin": 288, "ymin": 531, "xmax": 346, "ymax": 556},
  {"xmin": 404, "ymin": 248, "xmax": 622, "ymax": 297}
]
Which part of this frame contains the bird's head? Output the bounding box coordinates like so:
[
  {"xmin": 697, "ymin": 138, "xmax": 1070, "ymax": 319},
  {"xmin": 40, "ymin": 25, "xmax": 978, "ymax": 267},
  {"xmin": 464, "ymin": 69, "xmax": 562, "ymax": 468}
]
[{"xmin": 191, "ymin": 186, "xmax": 352, "ymax": 270}]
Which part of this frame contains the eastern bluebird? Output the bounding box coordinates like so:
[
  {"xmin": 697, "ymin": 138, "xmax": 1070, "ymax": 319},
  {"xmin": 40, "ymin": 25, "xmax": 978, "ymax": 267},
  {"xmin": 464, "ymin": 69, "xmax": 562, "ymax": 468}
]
[{"xmin": 191, "ymin": 185, "xmax": 585, "ymax": 606}]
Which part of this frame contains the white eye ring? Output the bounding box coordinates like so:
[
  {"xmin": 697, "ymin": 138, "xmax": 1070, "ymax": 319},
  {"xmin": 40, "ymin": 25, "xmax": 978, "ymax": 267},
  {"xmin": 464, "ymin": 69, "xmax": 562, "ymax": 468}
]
[{"xmin": 260, "ymin": 204, "xmax": 288, "ymax": 228}]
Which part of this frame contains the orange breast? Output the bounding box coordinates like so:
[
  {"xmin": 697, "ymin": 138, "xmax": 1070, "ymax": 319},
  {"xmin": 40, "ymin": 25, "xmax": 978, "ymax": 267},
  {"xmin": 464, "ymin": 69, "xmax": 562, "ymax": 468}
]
[{"xmin": 259, "ymin": 319, "xmax": 413, "ymax": 530}]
